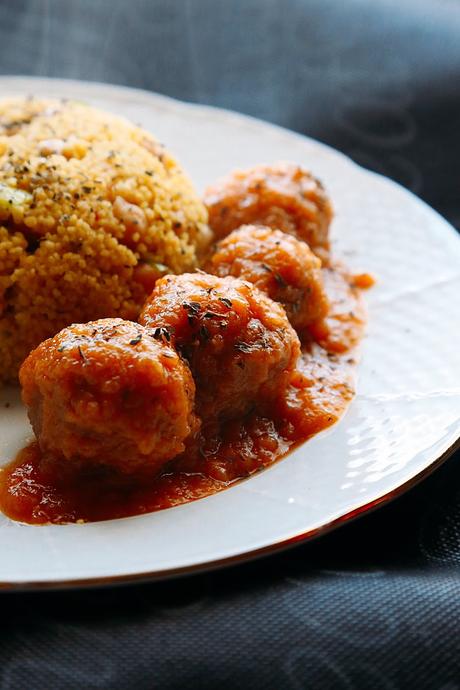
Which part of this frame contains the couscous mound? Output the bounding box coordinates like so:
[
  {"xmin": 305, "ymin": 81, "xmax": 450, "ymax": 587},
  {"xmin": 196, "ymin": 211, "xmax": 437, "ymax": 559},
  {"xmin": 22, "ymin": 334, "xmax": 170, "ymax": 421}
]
[{"xmin": 0, "ymin": 98, "xmax": 210, "ymax": 382}]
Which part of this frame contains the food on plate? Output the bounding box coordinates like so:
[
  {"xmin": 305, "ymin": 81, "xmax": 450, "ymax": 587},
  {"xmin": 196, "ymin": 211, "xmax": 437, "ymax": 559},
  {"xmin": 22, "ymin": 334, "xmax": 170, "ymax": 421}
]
[
  {"xmin": 204, "ymin": 224, "xmax": 329, "ymax": 331},
  {"xmin": 139, "ymin": 272, "xmax": 300, "ymax": 420},
  {"xmin": 0, "ymin": 97, "xmax": 210, "ymax": 382},
  {"xmin": 19, "ymin": 318, "xmax": 198, "ymax": 475},
  {"xmin": 204, "ymin": 162, "xmax": 332, "ymax": 255},
  {"xmin": 307, "ymin": 266, "xmax": 367, "ymax": 353},
  {"xmin": 0, "ymin": 145, "xmax": 371, "ymax": 525}
]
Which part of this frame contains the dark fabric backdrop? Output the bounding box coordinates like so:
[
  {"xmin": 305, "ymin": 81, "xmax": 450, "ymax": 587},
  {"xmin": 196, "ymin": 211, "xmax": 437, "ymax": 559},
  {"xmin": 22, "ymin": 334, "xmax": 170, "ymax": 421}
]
[{"xmin": 1, "ymin": 1, "xmax": 460, "ymax": 688}]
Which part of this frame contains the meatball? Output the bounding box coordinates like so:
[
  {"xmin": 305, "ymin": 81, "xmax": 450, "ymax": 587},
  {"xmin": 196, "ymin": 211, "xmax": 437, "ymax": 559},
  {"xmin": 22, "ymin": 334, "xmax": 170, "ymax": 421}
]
[
  {"xmin": 139, "ymin": 273, "xmax": 300, "ymax": 421},
  {"xmin": 19, "ymin": 318, "xmax": 198, "ymax": 475},
  {"xmin": 204, "ymin": 225, "xmax": 329, "ymax": 331},
  {"xmin": 204, "ymin": 162, "xmax": 333, "ymax": 255}
]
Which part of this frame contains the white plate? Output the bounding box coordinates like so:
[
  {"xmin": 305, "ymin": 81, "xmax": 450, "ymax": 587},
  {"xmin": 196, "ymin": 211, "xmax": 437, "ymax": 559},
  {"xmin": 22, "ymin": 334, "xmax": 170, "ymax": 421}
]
[{"xmin": 0, "ymin": 76, "xmax": 459, "ymax": 590}]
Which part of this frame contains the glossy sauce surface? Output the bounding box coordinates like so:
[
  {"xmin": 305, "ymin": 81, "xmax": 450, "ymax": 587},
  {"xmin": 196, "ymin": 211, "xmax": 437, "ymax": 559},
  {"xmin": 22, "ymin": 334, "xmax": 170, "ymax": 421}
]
[{"xmin": 0, "ymin": 267, "xmax": 369, "ymax": 524}]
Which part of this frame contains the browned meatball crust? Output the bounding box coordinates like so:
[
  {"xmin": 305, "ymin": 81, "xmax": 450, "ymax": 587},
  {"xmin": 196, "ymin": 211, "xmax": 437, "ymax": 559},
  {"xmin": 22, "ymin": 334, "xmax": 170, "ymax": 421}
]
[
  {"xmin": 204, "ymin": 224, "xmax": 329, "ymax": 331},
  {"xmin": 19, "ymin": 318, "xmax": 198, "ymax": 475},
  {"xmin": 204, "ymin": 162, "xmax": 333, "ymax": 255},
  {"xmin": 139, "ymin": 273, "xmax": 300, "ymax": 421}
]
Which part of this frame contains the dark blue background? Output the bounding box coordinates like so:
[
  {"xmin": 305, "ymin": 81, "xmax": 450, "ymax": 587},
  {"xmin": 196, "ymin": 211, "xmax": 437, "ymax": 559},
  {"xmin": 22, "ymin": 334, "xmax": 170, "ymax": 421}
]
[{"xmin": 1, "ymin": 1, "xmax": 460, "ymax": 688}]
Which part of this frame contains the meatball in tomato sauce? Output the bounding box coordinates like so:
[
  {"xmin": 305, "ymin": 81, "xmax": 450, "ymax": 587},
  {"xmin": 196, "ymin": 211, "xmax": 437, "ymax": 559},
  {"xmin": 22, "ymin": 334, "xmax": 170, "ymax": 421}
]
[
  {"xmin": 204, "ymin": 224, "xmax": 329, "ymax": 331},
  {"xmin": 19, "ymin": 318, "xmax": 199, "ymax": 475},
  {"xmin": 204, "ymin": 162, "xmax": 333, "ymax": 256},
  {"xmin": 139, "ymin": 273, "xmax": 300, "ymax": 421}
]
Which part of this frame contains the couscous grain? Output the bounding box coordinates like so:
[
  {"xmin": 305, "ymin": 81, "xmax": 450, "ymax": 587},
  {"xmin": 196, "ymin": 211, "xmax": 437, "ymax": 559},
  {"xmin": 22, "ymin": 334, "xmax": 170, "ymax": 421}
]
[{"xmin": 0, "ymin": 98, "xmax": 210, "ymax": 382}]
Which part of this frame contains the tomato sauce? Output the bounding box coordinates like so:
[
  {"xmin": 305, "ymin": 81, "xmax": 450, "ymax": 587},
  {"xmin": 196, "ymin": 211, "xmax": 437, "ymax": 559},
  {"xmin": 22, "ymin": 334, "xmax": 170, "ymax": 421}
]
[{"xmin": 0, "ymin": 267, "xmax": 367, "ymax": 525}]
